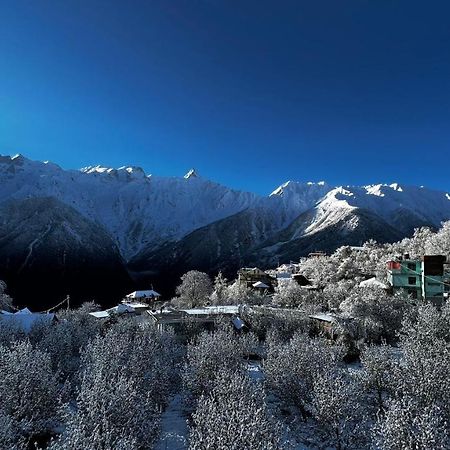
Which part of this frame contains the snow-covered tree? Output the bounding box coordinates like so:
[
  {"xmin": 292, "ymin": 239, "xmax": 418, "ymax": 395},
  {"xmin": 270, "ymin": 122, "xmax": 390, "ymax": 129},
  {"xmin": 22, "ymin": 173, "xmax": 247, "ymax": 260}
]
[
  {"xmin": 219, "ymin": 280, "xmax": 270, "ymax": 306},
  {"xmin": 374, "ymin": 397, "xmax": 450, "ymax": 450},
  {"xmin": 359, "ymin": 343, "xmax": 396, "ymax": 413},
  {"xmin": 183, "ymin": 328, "xmax": 258, "ymax": 399},
  {"xmin": 209, "ymin": 271, "xmax": 229, "ymax": 305},
  {"xmin": 174, "ymin": 270, "xmax": 213, "ymax": 308},
  {"xmin": 0, "ymin": 319, "xmax": 26, "ymax": 347},
  {"xmin": 394, "ymin": 306, "xmax": 450, "ymax": 421},
  {"xmin": 323, "ymin": 279, "xmax": 356, "ymax": 310},
  {"xmin": 265, "ymin": 333, "xmax": 344, "ymax": 420},
  {"xmin": 30, "ymin": 305, "xmax": 102, "ymax": 383},
  {"xmin": 189, "ymin": 369, "xmax": 283, "ymax": 450},
  {"xmin": 426, "ymin": 220, "xmax": 450, "ymax": 257},
  {"xmin": 0, "ymin": 280, "xmax": 14, "ymax": 312},
  {"xmin": 0, "ymin": 340, "xmax": 60, "ymax": 443},
  {"xmin": 340, "ymin": 288, "xmax": 411, "ymax": 343},
  {"xmin": 299, "ymin": 255, "xmax": 338, "ymax": 288},
  {"xmin": 51, "ymin": 320, "xmax": 179, "ymax": 449},
  {"xmin": 312, "ymin": 368, "xmax": 368, "ymax": 450},
  {"xmin": 273, "ymin": 281, "xmax": 323, "ymax": 309},
  {"xmin": 50, "ymin": 370, "xmax": 158, "ymax": 450},
  {"xmin": 82, "ymin": 321, "xmax": 180, "ymax": 409},
  {"xmin": 0, "ymin": 409, "xmax": 28, "ymax": 450}
]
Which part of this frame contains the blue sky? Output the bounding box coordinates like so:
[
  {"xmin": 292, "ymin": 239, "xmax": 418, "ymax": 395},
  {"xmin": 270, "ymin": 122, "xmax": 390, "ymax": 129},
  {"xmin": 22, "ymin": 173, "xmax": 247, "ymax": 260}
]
[{"xmin": 0, "ymin": 0, "xmax": 449, "ymax": 194}]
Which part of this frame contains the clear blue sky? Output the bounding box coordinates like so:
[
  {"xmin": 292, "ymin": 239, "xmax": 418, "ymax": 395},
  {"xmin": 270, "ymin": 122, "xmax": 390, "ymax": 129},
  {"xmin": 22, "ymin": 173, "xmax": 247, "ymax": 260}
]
[{"xmin": 1, "ymin": 0, "xmax": 449, "ymax": 194}]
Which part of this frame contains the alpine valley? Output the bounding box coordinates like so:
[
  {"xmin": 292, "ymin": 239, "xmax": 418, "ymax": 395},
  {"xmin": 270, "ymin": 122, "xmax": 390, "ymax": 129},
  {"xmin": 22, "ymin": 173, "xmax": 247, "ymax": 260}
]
[{"xmin": 1, "ymin": 154, "xmax": 449, "ymax": 307}]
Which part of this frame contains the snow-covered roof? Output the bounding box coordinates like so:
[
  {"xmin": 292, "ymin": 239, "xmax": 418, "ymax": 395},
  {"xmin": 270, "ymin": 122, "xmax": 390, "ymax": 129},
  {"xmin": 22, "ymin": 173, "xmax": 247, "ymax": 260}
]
[
  {"xmin": 182, "ymin": 305, "xmax": 239, "ymax": 316},
  {"xmin": 359, "ymin": 277, "xmax": 389, "ymax": 289},
  {"xmin": 121, "ymin": 302, "xmax": 149, "ymax": 309},
  {"xmin": 309, "ymin": 313, "xmax": 337, "ymax": 323},
  {"xmin": 89, "ymin": 303, "xmax": 136, "ymax": 319},
  {"xmin": 126, "ymin": 290, "xmax": 161, "ymax": 299},
  {"xmin": 276, "ymin": 272, "xmax": 292, "ymax": 279},
  {"xmin": 252, "ymin": 281, "xmax": 269, "ymax": 289},
  {"xmin": 115, "ymin": 304, "xmax": 135, "ymax": 314},
  {"xmin": 89, "ymin": 311, "xmax": 110, "ymax": 319}
]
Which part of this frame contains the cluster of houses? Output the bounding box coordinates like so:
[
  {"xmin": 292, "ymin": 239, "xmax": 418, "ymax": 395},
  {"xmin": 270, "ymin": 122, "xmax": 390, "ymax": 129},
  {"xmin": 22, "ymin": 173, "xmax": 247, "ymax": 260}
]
[
  {"xmin": 1, "ymin": 252, "xmax": 448, "ymax": 337},
  {"xmin": 87, "ymin": 289, "xmax": 247, "ymax": 333}
]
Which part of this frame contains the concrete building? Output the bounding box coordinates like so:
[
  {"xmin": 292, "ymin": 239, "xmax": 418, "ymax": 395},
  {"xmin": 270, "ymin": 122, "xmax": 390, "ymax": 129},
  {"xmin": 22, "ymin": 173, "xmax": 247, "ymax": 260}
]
[{"xmin": 386, "ymin": 255, "xmax": 448, "ymax": 303}]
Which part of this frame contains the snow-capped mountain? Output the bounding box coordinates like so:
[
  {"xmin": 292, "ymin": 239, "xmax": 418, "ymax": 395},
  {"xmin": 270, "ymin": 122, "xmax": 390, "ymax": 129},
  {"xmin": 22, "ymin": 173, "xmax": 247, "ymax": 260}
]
[
  {"xmin": 0, "ymin": 155, "xmax": 260, "ymax": 259},
  {"xmin": 0, "ymin": 154, "xmax": 449, "ymax": 305}
]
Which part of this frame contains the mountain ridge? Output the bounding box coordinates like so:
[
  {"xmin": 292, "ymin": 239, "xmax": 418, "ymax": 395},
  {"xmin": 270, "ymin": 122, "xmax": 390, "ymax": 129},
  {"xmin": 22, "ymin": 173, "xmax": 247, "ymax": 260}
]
[{"xmin": 0, "ymin": 154, "xmax": 449, "ymax": 305}]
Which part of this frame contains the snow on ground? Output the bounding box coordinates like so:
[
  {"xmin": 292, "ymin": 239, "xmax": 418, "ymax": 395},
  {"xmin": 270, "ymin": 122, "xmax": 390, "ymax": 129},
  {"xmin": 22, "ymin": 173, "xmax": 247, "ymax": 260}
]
[
  {"xmin": 246, "ymin": 360, "xmax": 264, "ymax": 382},
  {"xmin": 154, "ymin": 394, "xmax": 188, "ymax": 450}
]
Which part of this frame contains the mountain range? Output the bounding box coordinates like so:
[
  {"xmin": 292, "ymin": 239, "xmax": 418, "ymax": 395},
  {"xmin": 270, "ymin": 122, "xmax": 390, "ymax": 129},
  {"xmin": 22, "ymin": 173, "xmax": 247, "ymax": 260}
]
[{"xmin": 1, "ymin": 154, "xmax": 449, "ymax": 307}]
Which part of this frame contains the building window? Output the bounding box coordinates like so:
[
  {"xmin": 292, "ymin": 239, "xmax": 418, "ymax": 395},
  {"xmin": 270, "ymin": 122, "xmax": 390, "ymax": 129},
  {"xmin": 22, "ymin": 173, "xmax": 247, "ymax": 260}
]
[
  {"xmin": 408, "ymin": 277, "xmax": 416, "ymax": 285},
  {"xmin": 407, "ymin": 263, "xmax": 416, "ymax": 271}
]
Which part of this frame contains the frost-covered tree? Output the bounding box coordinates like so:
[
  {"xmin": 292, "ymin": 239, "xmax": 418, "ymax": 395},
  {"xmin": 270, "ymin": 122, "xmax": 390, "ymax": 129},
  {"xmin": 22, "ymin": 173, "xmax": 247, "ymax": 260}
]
[
  {"xmin": 183, "ymin": 328, "xmax": 258, "ymax": 398},
  {"xmin": 393, "ymin": 305, "xmax": 450, "ymax": 421},
  {"xmin": 359, "ymin": 343, "xmax": 396, "ymax": 413},
  {"xmin": 340, "ymin": 288, "xmax": 410, "ymax": 343},
  {"xmin": 51, "ymin": 320, "xmax": 179, "ymax": 449},
  {"xmin": 82, "ymin": 321, "xmax": 180, "ymax": 409},
  {"xmin": 29, "ymin": 304, "xmax": 102, "ymax": 384},
  {"xmin": 0, "ymin": 319, "xmax": 26, "ymax": 347},
  {"xmin": 219, "ymin": 280, "xmax": 270, "ymax": 306},
  {"xmin": 0, "ymin": 280, "xmax": 14, "ymax": 312},
  {"xmin": 312, "ymin": 368, "xmax": 368, "ymax": 450},
  {"xmin": 50, "ymin": 370, "xmax": 158, "ymax": 450},
  {"xmin": 426, "ymin": 220, "xmax": 450, "ymax": 256},
  {"xmin": 299, "ymin": 255, "xmax": 338, "ymax": 287},
  {"xmin": 174, "ymin": 270, "xmax": 213, "ymax": 308},
  {"xmin": 0, "ymin": 409, "xmax": 26, "ymax": 450},
  {"xmin": 273, "ymin": 281, "xmax": 323, "ymax": 309},
  {"xmin": 265, "ymin": 333, "xmax": 344, "ymax": 420},
  {"xmin": 189, "ymin": 370, "xmax": 283, "ymax": 450},
  {"xmin": 374, "ymin": 397, "xmax": 450, "ymax": 450},
  {"xmin": 209, "ymin": 271, "xmax": 229, "ymax": 305},
  {"xmin": 0, "ymin": 340, "xmax": 60, "ymax": 443},
  {"xmin": 323, "ymin": 279, "xmax": 356, "ymax": 310}
]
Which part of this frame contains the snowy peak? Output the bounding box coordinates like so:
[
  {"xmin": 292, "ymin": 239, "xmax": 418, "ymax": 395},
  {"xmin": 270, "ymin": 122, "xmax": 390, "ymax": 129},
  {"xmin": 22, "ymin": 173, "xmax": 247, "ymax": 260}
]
[
  {"xmin": 270, "ymin": 180, "xmax": 328, "ymax": 197},
  {"xmin": 80, "ymin": 165, "xmax": 147, "ymax": 179},
  {"xmin": 269, "ymin": 180, "xmax": 331, "ymax": 219},
  {"xmin": 184, "ymin": 168, "xmax": 199, "ymax": 179}
]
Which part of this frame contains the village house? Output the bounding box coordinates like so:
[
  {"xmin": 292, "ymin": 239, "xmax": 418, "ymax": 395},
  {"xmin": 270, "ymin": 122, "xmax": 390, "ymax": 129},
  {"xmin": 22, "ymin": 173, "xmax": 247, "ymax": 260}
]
[
  {"xmin": 386, "ymin": 254, "xmax": 449, "ymax": 303},
  {"xmin": 237, "ymin": 267, "xmax": 277, "ymax": 291},
  {"xmin": 147, "ymin": 305, "xmax": 243, "ymax": 333},
  {"xmin": 125, "ymin": 289, "xmax": 161, "ymax": 304}
]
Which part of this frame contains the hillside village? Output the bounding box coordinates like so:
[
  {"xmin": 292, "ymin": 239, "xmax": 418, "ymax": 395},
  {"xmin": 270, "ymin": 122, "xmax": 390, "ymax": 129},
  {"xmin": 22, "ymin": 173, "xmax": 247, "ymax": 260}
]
[{"xmin": 1, "ymin": 222, "xmax": 450, "ymax": 449}]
